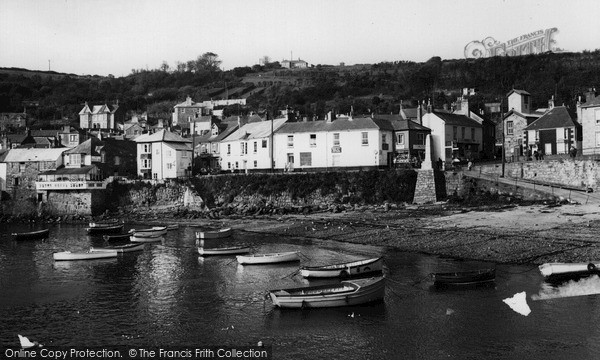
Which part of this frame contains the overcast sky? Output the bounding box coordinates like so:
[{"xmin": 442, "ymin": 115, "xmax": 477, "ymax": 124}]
[{"xmin": 1, "ymin": 0, "xmax": 599, "ymax": 77}]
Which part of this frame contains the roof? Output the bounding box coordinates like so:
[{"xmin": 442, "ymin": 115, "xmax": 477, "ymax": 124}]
[
  {"xmin": 39, "ymin": 165, "xmax": 96, "ymax": 175},
  {"xmin": 134, "ymin": 129, "xmax": 191, "ymax": 143},
  {"xmin": 507, "ymin": 89, "xmax": 531, "ymax": 97},
  {"xmin": 225, "ymin": 118, "xmax": 288, "ymax": 141},
  {"xmin": 2, "ymin": 148, "xmax": 66, "ymax": 162},
  {"xmin": 431, "ymin": 112, "xmax": 482, "ymax": 127},
  {"xmin": 502, "ymin": 109, "xmax": 543, "ymax": 120},
  {"xmin": 31, "ymin": 129, "xmax": 58, "ymax": 137},
  {"xmin": 524, "ymin": 106, "xmax": 578, "ymax": 131},
  {"xmin": 581, "ymin": 94, "xmax": 600, "ymax": 108},
  {"xmin": 64, "ymin": 137, "xmax": 102, "ymax": 155},
  {"xmin": 165, "ymin": 142, "xmax": 192, "ymax": 151},
  {"xmin": 389, "ymin": 119, "xmax": 431, "ymax": 132},
  {"xmin": 274, "ymin": 116, "xmax": 396, "ymax": 135}
]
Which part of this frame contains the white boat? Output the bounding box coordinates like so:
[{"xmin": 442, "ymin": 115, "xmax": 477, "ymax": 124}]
[
  {"xmin": 196, "ymin": 227, "xmax": 232, "ymax": 239},
  {"xmin": 86, "ymin": 222, "xmax": 124, "ymax": 234},
  {"xmin": 129, "ymin": 226, "xmax": 167, "ymax": 237},
  {"xmin": 539, "ymin": 262, "xmax": 600, "ymax": 281},
  {"xmin": 269, "ymin": 276, "xmax": 386, "ymax": 308},
  {"xmin": 198, "ymin": 246, "xmax": 250, "ymax": 256},
  {"xmin": 130, "ymin": 233, "xmax": 164, "ymax": 243},
  {"xmin": 90, "ymin": 243, "xmax": 146, "ymax": 253},
  {"xmin": 299, "ymin": 257, "xmax": 383, "ymax": 278},
  {"xmin": 237, "ymin": 251, "xmax": 300, "ymax": 265},
  {"xmin": 53, "ymin": 250, "xmax": 118, "ymax": 261}
]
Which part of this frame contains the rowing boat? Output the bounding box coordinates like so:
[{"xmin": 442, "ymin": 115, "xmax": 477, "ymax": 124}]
[
  {"xmin": 86, "ymin": 222, "xmax": 124, "ymax": 234},
  {"xmin": 130, "ymin": 233, "xmax": 164, "ymax": 243},
  {"xmin": 102, "ymin": 233, "xmax": 132, "ymax": 242},
  {"xmin": 430, "ymin": 268, "xmax": 496, "ymax": 286},
  {"xmin": 538, "ymin": 262, "xmax": 600, "ymax": 282},
  {"xmin": 299, "ymin": 257, "xmax": 383, "ymax": 278},
  {"xmin": 237, "ymin": 251, "xmax": 300, "ymax": 265},
  {"xmin": 129, "ymin": 226, "xmax": 167, "ymax": 237},
  {"xmin": 53, "ymin": 250, "xmax": 118, "ymax": 261},
  {"xmin": 11, "ymin": 228, "xmax": 50, "ymax": 240},
  {"xmin": 198, "ymin": 246, "xmax": 250, "ymax": 256},
  {"xmin": 90, "ymin": 243, "xmax": 146, "ymax": 253},
  {"xmin": 195, "ymin": 227, "xmax": 232, "ymax": 239},
  {"xmin": 268, "ymin": 276, "xmax": 386, "ymax": 308}
]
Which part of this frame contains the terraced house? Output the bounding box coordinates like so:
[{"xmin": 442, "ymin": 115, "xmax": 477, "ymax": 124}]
[{"xmin": 134, "ymin": 129, "xmax": 192, "ymax": 180}]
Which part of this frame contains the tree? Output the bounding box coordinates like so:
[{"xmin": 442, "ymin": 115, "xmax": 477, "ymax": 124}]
[
  {"xmin": 195, "ymin": 52, "xmax": 222, "ymax": 72},
  {"xmin": 160, "ymin": 61, "xmax": 170, "ymax": 73}
]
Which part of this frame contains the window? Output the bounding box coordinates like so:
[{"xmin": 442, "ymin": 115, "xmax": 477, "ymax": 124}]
[
  {"xmin": 287, "ymin": 135, "xmax": 294, "ymax": 147},
  {"xmin": 253, "ymin": 160, "xmax": 257, "ymax": 167},
  {"xmin": 240, "ymin": 143, "xmax": 245, "ymax": 154},
  {"xmin": 69, "ymin": 134, "xmax": 77, "ymax": 142},
  {"xmin": 180, "ymin": 108, "xmax": 185, "ymax": 113},
  {"xmin": 471, "ymin": 128, "xmax": 475, "ymax": 140},
  {"xmin": 142, "ymin": 159, "xmax": 151, "ymax": 168},
  {"xmin": 13, "ymin": 177, "xmax": 19, "ymax": 186},
  {"xmin": 143, "ymin": 144, "xmax": 150, "ymax": 153},
  {"xmin": 535, "ymin": 130, "xmax": 539, "ymax": 140},
  {"xmin": 228, "ymin": 162, "xmax": 231, "ymax": 169},
  {"xmin": 153, "ymin": 173, "xmax": 158, "ymax": 179},
  {"xmin": 453, "ymin": 126, "xmax": 457, "ymax": 139},
  {"xmin": 398, "ymin": 133, "xmax": 405, "ymax": 145},
  {"xmin": 333, "ymin": 133, "xmax": 340, "ymax": 146},
  {"xmin": 417, "ymin": 133, "xmax": 425, "ymax": 145},
  {"xmin": 382, "ymin": 134, "xmax": 387, "ymax": 144},
  {"xmin": 227, "ymin": 144, "xmax": 231, "ymax": 155},
  {"xmin": 596, "ymin": 132, "xmax": 600, "ymax": 147},
  {"xmin": 235, "ymin": 162, "xmax": 239, "ymax": 169},
  {"xmin": 461, "ymin": 127, "xmax": 465, "ymax": 139},
  {"xmin": 262, "ymin": 140, "xmax": 267, "ymax": 148},
  {"xmin": 167, "ymin": 163, "xmax": 173, "ymax": 170},
  {"xmin": 310, "ymin": 134, "xmax": 316, "ymax": 147},
  {"xmin": 300, "ymin": 152, "xmax": 312, "ymax": 166},
  {"xmin": 155, "ymin": 148, "xmax": 159, "ymax": 155},
  {"xmin": 564, "ymin": 128, "xmax": 570, "ymax": 139},
  {"xmin": 182, "ymin": 150, "xmax": 188, "ymax": 158},
  {"xmin": 253, "ymin": 141, "xmax": 257, "ymax": 153},
  {"xmin": 506, "ymin": 121, "xmax": 514, "ymax": 135},
  {"xmin": 362, "ymin": 132, "xmax": 368, "ymax": 145},
  {"xmin": 69, "ymin": 154, "xmax": 81, "ymax": 166},
  {"xmin": 595, "ymin": 109, "xmax": 600, "ymax": 124}
]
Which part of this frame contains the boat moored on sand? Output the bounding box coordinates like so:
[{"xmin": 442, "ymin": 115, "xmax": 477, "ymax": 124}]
[
  {"xmin": 53, "ymin": 250, "xmax": 118, "ymax": 261},
  {"xmin": 299, "ymin": 257, "xmax": 383, "ymax": 278},
  {"xmin": 237, "ymin": 251, "xmax": 300, "ymax": 265}
]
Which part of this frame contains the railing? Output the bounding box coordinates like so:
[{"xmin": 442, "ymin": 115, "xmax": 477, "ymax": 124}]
[{"xmin": 36, "ymin": 181, "xmax": 107, "ymax": 190}]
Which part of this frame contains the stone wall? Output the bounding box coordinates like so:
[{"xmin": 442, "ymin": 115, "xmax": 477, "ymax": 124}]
[
  {"xmin": 43, "ymin": 190, "xmax": 106, "ymax": 216},
  {"xmin": 459, "ymin": 176, "xmax": 560, "ymax": 202},
  {"xmin": 479, "ymin": 159, "xmax": 600, "ymax": 191}
]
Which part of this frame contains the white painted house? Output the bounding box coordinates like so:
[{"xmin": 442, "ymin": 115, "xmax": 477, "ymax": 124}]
[
  {"xmin": 421, "ymin": 110, "xmax": 483, "ymax": 162},
  {"xmin": 273, "ymin": 116, "xmax": 395, "ymax": 170},
  {"xmin": 219, "ymin": 118, "xmax": 288, "ymax": 172},
  {"xmin": 134, "ymin": 129, "xmax": 192, "ymax": 179}
]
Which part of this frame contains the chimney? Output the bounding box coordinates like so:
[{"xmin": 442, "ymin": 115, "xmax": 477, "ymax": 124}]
[
  {"xmin": 427, "ymin": 99, "xmax": 432, "ymax": 113},
  {"xmin": 548, "ymin": 96, "xmax": 555, "ymax": 109},
  {"xmin": 326, "ymin": 111, "xmax": 333, "ymax": 123},
  {"xmin": 417, "ymin": 104, "xmax": 423, "ymax": 125}
]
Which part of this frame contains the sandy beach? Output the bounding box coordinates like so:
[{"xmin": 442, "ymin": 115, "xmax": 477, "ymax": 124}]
[{"xmin": 206, "ymin": 202, "xmax": 600, "ymax": 265}]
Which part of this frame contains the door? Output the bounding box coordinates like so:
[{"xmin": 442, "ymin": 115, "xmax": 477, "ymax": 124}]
[{"xmin": 544, "ymin": 143, "xmax": 552, "ymax": 156}]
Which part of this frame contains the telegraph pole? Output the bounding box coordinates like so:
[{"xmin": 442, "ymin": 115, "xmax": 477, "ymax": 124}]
[{"xmin": 501, "ymin": 99, "xmax": 505, "ymax": 178}]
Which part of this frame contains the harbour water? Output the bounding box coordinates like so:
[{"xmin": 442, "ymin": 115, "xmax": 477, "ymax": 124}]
[{"xmin": 1, "ymin": 223, "xmax": 600, "ymax": 359}]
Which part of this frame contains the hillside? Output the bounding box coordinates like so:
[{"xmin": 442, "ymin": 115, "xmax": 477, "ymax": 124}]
[{"xmin": 1, "ymin": 50, "xmax": 600, "ymax": 124}]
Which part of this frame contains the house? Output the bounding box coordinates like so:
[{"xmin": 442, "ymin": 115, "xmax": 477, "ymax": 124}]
[
  {"xmin": 1, "ymin": 133, "xmax": 36, "ymax": 149},
  {"xmin": 375, "ymin": 114, "xmax": 431, "ymax": 167},
  {"xmin": 58, "ymin": 126, "xmax": 85, "ymax": 148},
  {"xmin": 281, "ymin": 59, "xmax": 309, "ymax": 69},
  {"xmin": 172, "ymin": 96, "xmax": 247, "ymax": 126},
  {"xmin": 452, "ymin": 90, "xmax": 497, "ymax": 159},
  {"xmin": 123, "ymin": 122, "xmax": 145, "ymax": 138},
  {"xmin": 272, "ymin": 114, "xmax": 395, "ymax": 171},
  {"xmin": 0, "ymin": 112, "xmax": 28, "ymax": 130},
  {"xmin": 502, "ymin": 90, "xmax": 545, "ymax": 160},
  {"xmin": 0, "ymin": 148, "xmax": 66, "ymax": 202},
  {"xmin": 523, "ymin": 104, "xmax": 581, "ymax": 156},
  {"xmin": 79, "ymin": 102, "xmax": 124, "ymax": 130},
  {"xmin": 219, "ymin": 117, "xmax": 288, "ymax": 172},
  {"xmin": 134, "ymin": 129, "xmax": 192, "ymax": 179},
  {"xmin": 421, "ymin": 107, "xmax": 484, "ymax": 164},
  {"xmin": 578, "ymin": 89, "xmax": 600, "ymax": 156},
  {"xmin": 30, "ymin": 129, "xmax": 61, "ymax": 148}
]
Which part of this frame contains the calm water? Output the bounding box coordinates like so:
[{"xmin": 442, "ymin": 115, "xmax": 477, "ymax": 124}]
[{"xmin": 1, "ymin": 223, "xmax": 600, "ymax": 359}]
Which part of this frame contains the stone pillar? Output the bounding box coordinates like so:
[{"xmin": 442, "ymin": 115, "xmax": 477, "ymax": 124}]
[
  {"xmin": 421, "ymin": 134, "xmax": 433, "ymax": 170},
  {"xmin": 413, "ymin": 169, "xmax": 437, "ymax": 204}
]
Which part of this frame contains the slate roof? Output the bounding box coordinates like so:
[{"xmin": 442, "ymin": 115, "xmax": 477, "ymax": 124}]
[
  {"xmin": 507, "ymin": 89, "xmax": 531, "ymax": 97},
  {"xmin": 275, "ymin": 116, "xmax": 396, "ymax": 134},
  {"xmin": 432, "ymin": 112, "xmax": 482, "ymax": 127},
  {"xmin": 2, "ymin": 148, "xmax": 66, "ymax": 162},
  {"xmin": 581, "ymin": 94, "xmax": 600, "ymax": 108},
  {"xmin": 225, "ymin": 118, "xmax": 287, "ymax": 141},
  {"xmin": 64, "ymin": 137, "xmax": 102, "ymax": 155},
  {"xmin": 134, "ymin": 129, "xmax": 191, "ymax": 143},
  {"xmin": 39, "ymin": 165, "xmax": 96, "ymax": 175},
  {"xmin": 524, "ymin": 106, "xmax": 578, "ymax": 130}
]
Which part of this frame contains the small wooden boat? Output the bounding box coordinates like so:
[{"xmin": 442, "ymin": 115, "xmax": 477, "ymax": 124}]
[
  {"xmin": 103, "ymin": 233, "xmax": 132, "ymax": 242},
  {"xmin": 130, "ymin": 233, "xmax": 164, "ymax": 243},
  {"xmin": 268, "ymin": 276, "xmax": 386, "ymax": 308},
  {"xmin": 198, "ymin": 246, "xmax": 250, "ymax": 256},
  {"xmin": 237, "ymin": 251, "xmax": 300, "ymax": 265},
  {"xmin": 86, "ymin": 222, "xmax": 124, "ymax": 234},
  {"xmin": 430, "ymin": 268, "xmax": 496, "ymax": 286},
  {"xmin": 196, "ymin": 227, "xmax": 232, "ymax": 239},
  {"xmin": 11, "ymin": 228, "xmax": 50, "ymax": 240},
  {"xmin": 538, "ymin": 262, "xmax": 600, "ymax": 282},
  {"xmin": 53, "ymin": 250, "xmax": 117, "ymax": 261},
  {"xmin": 90, "ymin": 243, "xmax": 146, "ymax": 253},
  {"xmin": 299, "ymin": 257, "xmax": 383, "ymax": 278},
  {"xmin": 129, "ymin": 226, "xmax": 167, "ymax": 237}
]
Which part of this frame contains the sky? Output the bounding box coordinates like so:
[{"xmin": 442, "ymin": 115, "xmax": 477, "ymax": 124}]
[{"xmin": 1, "ymin": 0, "xmax": 599, "ymax": 77}]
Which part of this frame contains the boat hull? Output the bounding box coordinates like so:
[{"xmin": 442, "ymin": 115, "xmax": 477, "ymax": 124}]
[
  {"xmin": 86, "ymin": 224, "xmax": 124, "ymax": 234},
  {"xmin": 431, "ymin": 268, "xmax": 496, "ymax": 286},
  {"xmin": 237, "ymin": 251, "xmax": 300, "ymax": 265},
  {"xmin": 198, "ymin": 246, "xmax": 250, "ymax": 256},
  {"xmin": 90, "ymin": 243, "xmax": 146, "ymax": 253},
  {"xmin": 269, "ymin": 277, "xmax": 386, "ymax": 308},
  {"xmin": 195, "ymin": 228, "xmax": 232, "ymax": 239},
  {"xmin": 130, "ymin": 226, "xmax": 167, "ymax": 237},
  {"xmin": 539, "ymin": 262, "xmax": 600, "ymax": 282},
  {"xmin": 103, "ymin": 233, "xmax": 131, "ymax": 242},
  {"xmin": 299, "ymin": 257, "xmax": 383, "ymax": 278},
  {"xmin": 12, "ymin": 229, "xmax": 50, "ymax": 240},
  {"xmin": 53, "ymin": 251, "xmax": 117, "ymax": 261},
  {"xmin": 130, "ymin": 234, "xmax": 163, "ymax": 243}
]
